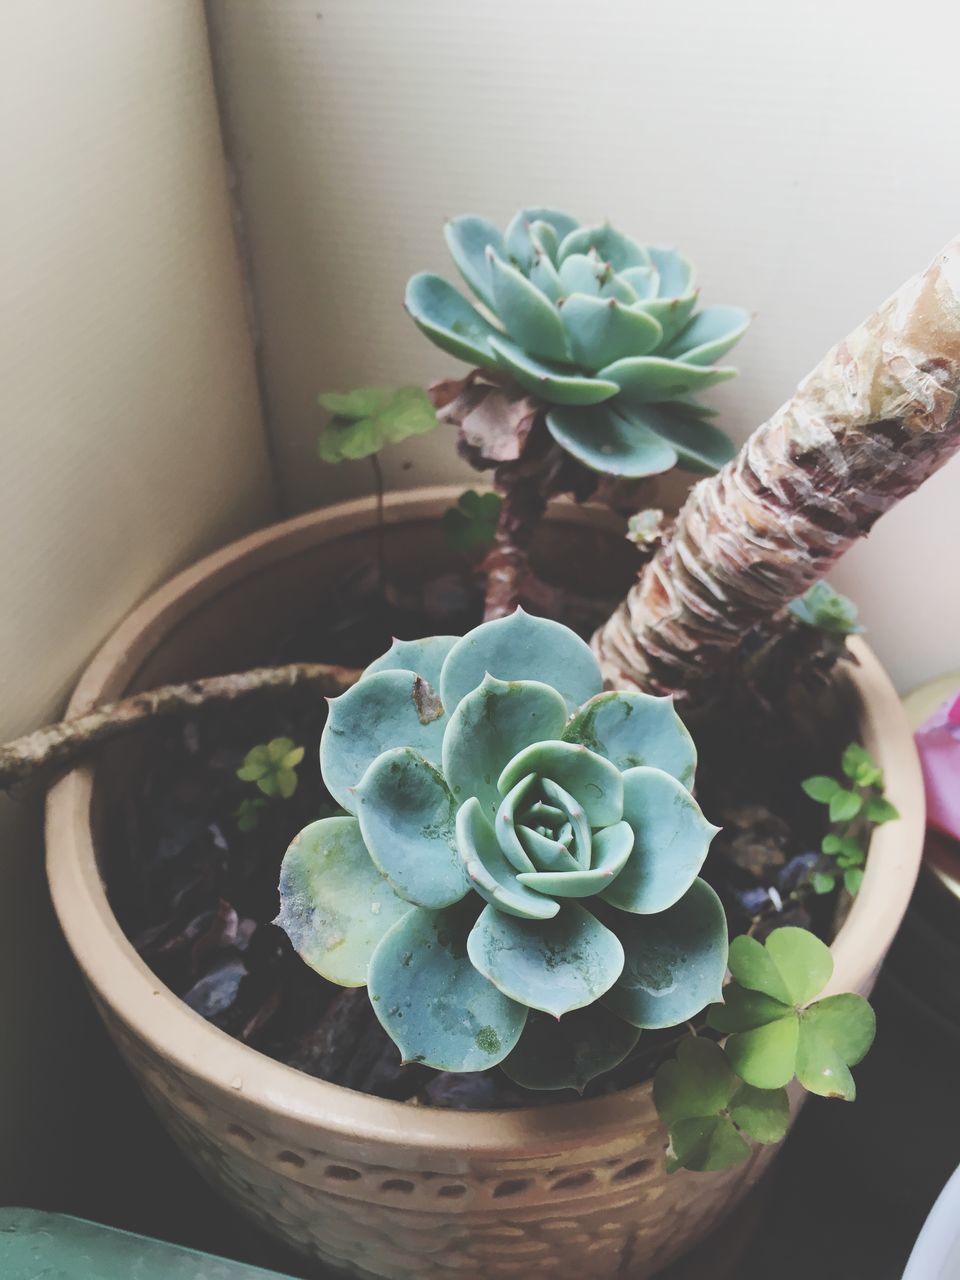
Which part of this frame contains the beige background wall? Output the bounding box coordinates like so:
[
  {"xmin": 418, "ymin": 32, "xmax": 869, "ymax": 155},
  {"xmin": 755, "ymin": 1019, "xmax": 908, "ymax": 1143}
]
[
  {"xmin": 206, "ymin": 0, "xmax": 960, "ymax": 692},
  {"xmin": 0, "ymin": 1, "xmax": 273, "ymax": 1205}
]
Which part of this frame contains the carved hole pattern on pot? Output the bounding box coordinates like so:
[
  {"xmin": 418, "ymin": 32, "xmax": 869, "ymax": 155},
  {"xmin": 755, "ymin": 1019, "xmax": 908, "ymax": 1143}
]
[
  {"xmin": 437, "ymin": 1184, "xmax": 468, "ymax": 1199},
  {"xmin": 492, "ymin": 1179, "xmax": 531, "ymax": 1199},
  {"xmin": 612, "ymin": 1158, "xmax": 655, "ymax": 1183},
  {"xmin": 277, "ymin": 1150, "xmax": 306, "ymax": 1169},
  {"xmin": 226, "ymin": 1123, "xmax": 256, "ymax": 1148},
  {"xmin": 324, "ymin": 1164, "xmax": 363, "ymax": 1182},
  {"xmin": 551, "ymin": 1171, "xmax": 596, "ymax": 1191},
  {"xmin": 381, "ymin": 1178, "xmax": 416, "ymax": 1194}
]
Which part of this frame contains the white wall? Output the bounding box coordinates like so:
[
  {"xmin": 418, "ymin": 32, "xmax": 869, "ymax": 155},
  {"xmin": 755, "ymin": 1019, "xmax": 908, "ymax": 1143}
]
[
  {"xmin": 0, "ymin": 0, "xmax": 273, "ymax": 1204},
  {"xmin": 207, "ymin": 0, "xmax": 960, "ymax": 690}
]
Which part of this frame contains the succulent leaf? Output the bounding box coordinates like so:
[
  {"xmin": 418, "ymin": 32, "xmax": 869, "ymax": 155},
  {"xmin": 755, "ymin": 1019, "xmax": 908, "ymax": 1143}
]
[
  {"xmin": 504, "ymin": 207, "xmax": 579, "ymax": 270},
  {"xmin": 368, "ymin": 902, "xmax": 527, "ymax": 1071},
  {"xmin": 558, "ymin": 224, "xmax": 651, "ymax": 272},
  {"xmin": 320, "ymin": 669, "xmax": 446, "ymax": 813},
  {"xmin": 666, "ymin": 305, "xmax": 751, "ymax": 366},
  {"xmin": 276, "ymin": 817, "xmax": 411, "ymax": 986},
  {"xmin": 545, "ymin": 404, "xmax": 679, "ymax": 477},
  {"xmin": 497, "ymin": 740, "xmax": 624, "ymax": 828},
  {"xmin": 646, "ymin": 247, "xmax": 695, "ymax": 298},
  {"xmin": 363, "ymin": 635, "xmax": 459, "ymax": 688},
  {"xmin": 488, "ymin": 252, "xmax": 570, "ymax": 363},
  {"xmin": 603, "ymin": 879, "xmax": 728, "ymax": 1028},
  {"xmin": 563, "ymin": 690, "xmax": 697, "ymax": 786},
  {"xmin": 501, "ymin": 1004, "xmax": 640, "ymax": 1092},
  {"xmin": 442, "ymin": 675, "xmax": 568, "ymax": 817},
  {"xmin": 488, "ymin": 336, "xmax": 620, "ymax": 405},
  {"xmin": 559, "ymin": 294, "xmax": 663, "ymax": 369},
  {"xmin": 443, "ymin": 215, "xmax": 504, "ymax": 308},
  {"xmin": 633, "ymin": 294, "xmax": 699, "ymax": 345},
  {"xmin": 598, "ymin": 355, "xmax": 737, "ymax": 404},
  {"xmin": 601, "ymin": 768, "xmax": 718, "ymax": 914},
  {"xmin": 516, "ymin": 820, "xmax": 634, "ymax": 898},
  {"xmin": 438, "ymin": 609, "xmax": 602, "ymax": 715},
  {"xmin": 405, "ymin": 273, "xmax": 502, "ymax": 367},
  {"xmin": 355, "ymin": 747, "xmax": 470, "ymax": 909},
  {"xmin": 467, "ymin": 902, "xmax": 625, "ymax": 1017},
  {"xmin": 619, "ymin": 404, "xmax": 737, "ymax": 473},
  {"xmin": 456, "ymin": 797, "xmax": 559, "ymax": 920}
]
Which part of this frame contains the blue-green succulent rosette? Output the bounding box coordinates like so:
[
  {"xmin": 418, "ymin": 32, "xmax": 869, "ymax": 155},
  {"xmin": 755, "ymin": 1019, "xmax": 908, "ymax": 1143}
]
[
  {"xmin": 405, "ymin": 207, "xmax": 749, "ymax": 478},
  {"xmin": 276, "ymin": 611, "xmax": 728, "ymax": 1090}
]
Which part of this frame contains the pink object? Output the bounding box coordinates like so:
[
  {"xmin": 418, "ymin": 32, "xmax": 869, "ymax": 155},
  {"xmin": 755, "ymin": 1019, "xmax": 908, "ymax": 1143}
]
[{"xmin": 916, "ymin": 690, "xmax": 960, "ymax": 839}]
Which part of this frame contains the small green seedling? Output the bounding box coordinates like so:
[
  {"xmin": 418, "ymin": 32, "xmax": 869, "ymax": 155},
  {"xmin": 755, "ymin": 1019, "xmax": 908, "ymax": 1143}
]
[{"xmin": 802, "ymin": 743, "xmax": 899, "ymax": 895}]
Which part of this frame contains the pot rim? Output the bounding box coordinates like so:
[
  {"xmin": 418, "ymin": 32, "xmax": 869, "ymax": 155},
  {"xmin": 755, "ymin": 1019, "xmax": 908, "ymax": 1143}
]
[{"xmin": 45, "ymin": 485, "xmax": 926, "ymax": 1154}]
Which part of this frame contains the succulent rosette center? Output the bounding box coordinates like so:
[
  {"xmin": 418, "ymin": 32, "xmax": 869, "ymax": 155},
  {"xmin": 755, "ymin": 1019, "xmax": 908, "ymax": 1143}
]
[{"xmin": 276, "ymin": 610, "xmax": 728, "ymax": 1086}]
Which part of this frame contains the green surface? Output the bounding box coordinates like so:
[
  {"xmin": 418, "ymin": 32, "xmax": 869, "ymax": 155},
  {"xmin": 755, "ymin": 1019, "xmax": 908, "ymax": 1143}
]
[{"xmin": 0, "ymin": 1209, "xmax": 294, "ymax": 1279}]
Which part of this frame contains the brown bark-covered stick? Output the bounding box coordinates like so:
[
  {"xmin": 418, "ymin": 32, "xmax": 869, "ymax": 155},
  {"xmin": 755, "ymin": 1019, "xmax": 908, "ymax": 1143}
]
[
  {"xmin": 482, "ymin": 473, "xmax": 548, "ymax": 619},
  {"xmin": 595, "ymin": 236, "xmax": 960, "ymax": 700},
  {"xmin": 0, "ymin": 662, "xmax": 360, "ymax": 789}
]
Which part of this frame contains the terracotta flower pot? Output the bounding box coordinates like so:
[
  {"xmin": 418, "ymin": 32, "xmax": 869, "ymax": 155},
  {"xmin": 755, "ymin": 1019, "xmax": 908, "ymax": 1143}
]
[{"xmin": 46, "ymin": 486, "xmax": 925, "ymax": 1280}]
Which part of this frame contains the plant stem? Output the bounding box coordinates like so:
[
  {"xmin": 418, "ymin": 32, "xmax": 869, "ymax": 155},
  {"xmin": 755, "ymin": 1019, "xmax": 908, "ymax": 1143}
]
[
  {"xmin": 594, "ymin": 235, "xmax": 960, "ymax": 701},
  {"xmin": 0, "ymin": 662, "xmax": 360, "ymax": 789},
  {"xmin": 482, "ymin": 474, "xmax": 547, "ymax": 620},
  {"xmin": 370, "ymin": 452, "xmax": 387, "ymax": 594}
]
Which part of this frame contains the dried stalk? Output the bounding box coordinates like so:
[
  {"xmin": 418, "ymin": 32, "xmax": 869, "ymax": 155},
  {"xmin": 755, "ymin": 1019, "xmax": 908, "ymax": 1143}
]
[
  {"xmin": 595, "ymin": 236, "xmax": 960, "ymax": 700},
  {"xmin": 482, "ymin": 474, "xmax": 548, "ymax": 619},
  {"xmin": 0, "ymin": 662, "xmax": 360, "ymax": 789}
]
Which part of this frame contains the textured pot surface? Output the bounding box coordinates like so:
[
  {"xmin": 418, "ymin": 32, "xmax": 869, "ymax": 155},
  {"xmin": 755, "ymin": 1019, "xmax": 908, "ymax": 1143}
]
[{"xmin": 46, "ymin": 487, "xmax": 925, "ymax": 1280}]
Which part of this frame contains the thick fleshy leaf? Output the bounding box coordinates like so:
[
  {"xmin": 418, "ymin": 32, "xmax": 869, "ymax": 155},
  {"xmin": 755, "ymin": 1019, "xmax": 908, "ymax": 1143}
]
[
  {"xmin": 619, "ymin": 265, "xmax": 660, "ymax": 300},
  {"xmin": 501, "ymin": 1005, "xmax": 640, "ymax": 1092},
  {"xmin": 633, "ymin": 294, "xmax": 699, "ymax": 345},
  {"xmin": 764, "ymin": 927, "xmax": 834, "ymax": 1006},
  {"xmin": 796, "ymin": 994, "xmax": 876, "ymax": 1100},
  {"xmin": 666, "ymin": 305, "xmax": 750, "ymax": 366},
  {"xmin": 619, "ymin": 404, "xmax": 737, "ymax": 474},
  {"xmin": 598, "ymin": 355, "xmax": 737, "ymax": 405},
  {"xmin": 516, "ymin": 822, "xmax": 581, "ymax": 875},
  {"xmin": 602, "ymin": 768, "xmax": 717, "ymax": 914},
  {"xmin": 557, "ymin": 252, "xmax": 606, "ymax": 298},
  {"xmin": 497, "ymin": 741, "xmax": 624, "ymax": 827},
  {"xmin": 354, "ymin": 748, "xmax": 469, "ymax": 908},
  {"xmin": 495, "ymin": 773, "xmax": 538, "ymax": 873},
  {"xmin": 505, "ymin": 207, "xmax": 579, "ymax": 270},
  {"xmin": 439, "ymin": 608, "xmax": 603, "ymax": 715},
  {"xmin": 368, "ymin": 903, "xmax": 526, "ymax": 1071},
  {"xmin": 405, "ymin": 273, "xmax": 502, "ymax": 368},
  {"xmin": 528, "ymin": 249, "xmax": 563, "ymax": 302},
  {"xmin": 647, "ymin": 247, "xmax": 695, "ymax": 298},
  {"xmin": 539, "ymin": 779, "xmax": 592, "ymax": 868},
  {"xmin": 441, "ymin": 675, "xmax": 568, "ymax": 817},
  {"xmin": 545, "ymin": 403, "xmax": 678, "ymax": 478},
  {"xmin": 517, "ymin": 820, "xmax": 633, "ymax": 897},
  {"xmin": 603, "ymin": 879, "xmax": 728, "ymax": 1028},
  {"xmin": 488, "ymin": 252, "xmax": 570, "ymax": 362},
  {"xmin": 729, "ymin": 1084, "xmax": 791, "ymax": 1144},
  {"xmin": 667, "ymin": 1116, "xmax": 751, "ymax": 1174},
  {"xmin": 558, "ymin": 225, "xmax": 651, "ymax": 272},
  {"xmin": 722, "ymin": 1014, "xmax": 800, "ymax": 1089},
  {"xmin": 488, "ymin": 336, "xmax": 619, "ymax": 406},
  {"xmin": 275, "ymin": 817, "xmax": 411, "ymax": 987},
  {"xmin": 563, "ymin": 690, "xmax": 697, "ymax": 786},
  {"xmin": 559, "ymin": 294, "xmax": 662, "ymax": 370},
  {"xmin": 444, "ymin": 215, "xmax": 503, "ymax": 308},
  {"xmin": 653, "ymin": 1035, "xmax": 738, "ymax": 1126},
  {"xmin": 707, "ymin": 982, "xmax": 792, "ymax": 1033},
  {"xmin": 363, "ymin": 635, "xmax": 459, "ymax": 688},
  {"xmin": 727, "ymin": 934, "xmax": 794, "ymax": 1004},
  {"xmin": 456, "ymin": 798, "xmax": 558, "ymax": 920},
  {"xmin": 468, "ymin": 902, "xmax": 624, "ymax": 1017},
  {"xmin": 320, "ymin": 670, "xmax": 446, "ymax": 812}
]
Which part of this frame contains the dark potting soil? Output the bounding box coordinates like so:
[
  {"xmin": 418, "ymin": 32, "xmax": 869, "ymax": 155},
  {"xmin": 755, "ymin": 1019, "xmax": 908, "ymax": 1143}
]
[{"xmin": 104, "ymin": 565, "xmax": 854, "ymax": 1111}]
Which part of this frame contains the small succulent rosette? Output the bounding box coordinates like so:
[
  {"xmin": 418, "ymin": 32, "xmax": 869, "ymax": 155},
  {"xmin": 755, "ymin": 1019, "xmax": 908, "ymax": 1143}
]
[
  {"xmin": 405, "ymin": 207, "xmax": 748, "ymax": 478},
  {"xmin": 277, "ymin": 610, "xmax": 727, "ymax": 1088}
]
